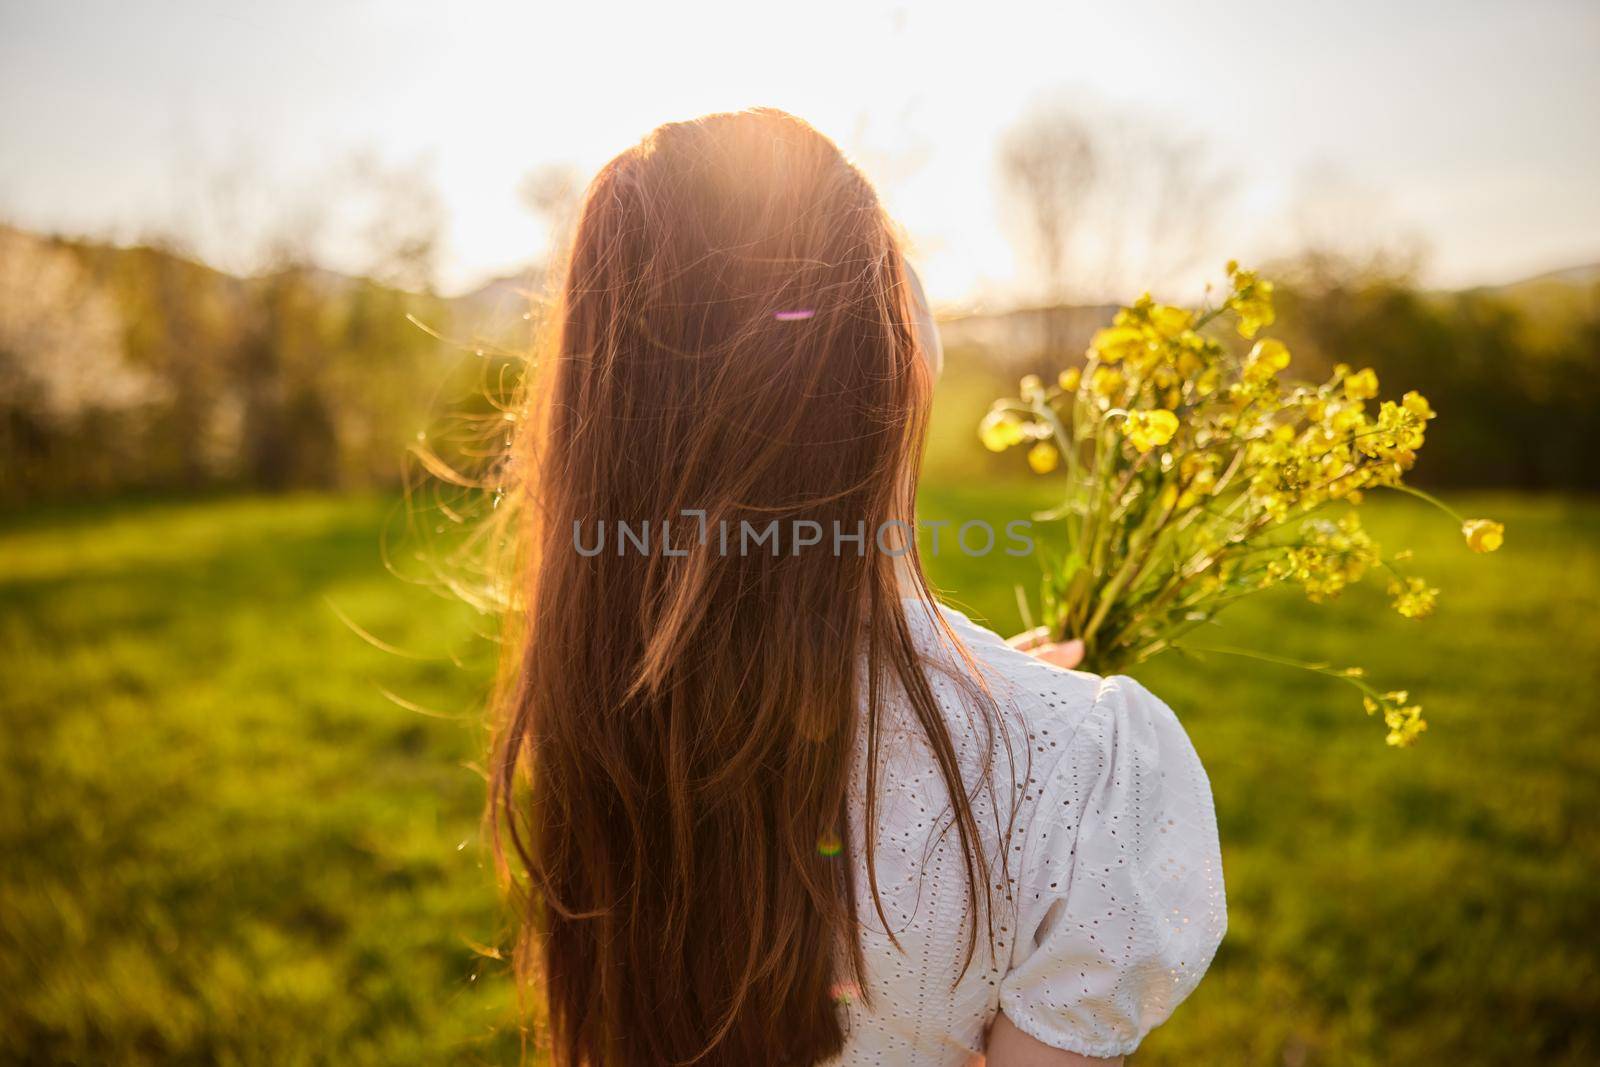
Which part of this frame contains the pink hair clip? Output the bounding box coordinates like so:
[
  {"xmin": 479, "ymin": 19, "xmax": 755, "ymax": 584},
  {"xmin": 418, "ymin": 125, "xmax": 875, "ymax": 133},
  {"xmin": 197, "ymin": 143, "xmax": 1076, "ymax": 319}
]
[{"xmin": 773, "ymin": 309, "xmax": 815, "ymax": 321}]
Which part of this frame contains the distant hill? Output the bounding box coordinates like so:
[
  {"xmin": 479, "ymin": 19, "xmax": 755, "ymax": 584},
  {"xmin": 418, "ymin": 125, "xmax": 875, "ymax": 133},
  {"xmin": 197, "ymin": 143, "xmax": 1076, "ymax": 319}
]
[
  {"xmin": 1501, "ymin": 262, "xmax": 1600, "ymax": 289},
  {"xmin": 451, "ymin": 266, "xmax": 546, "ymax": 343},
  {"xmin": 930, "ymin": 262, "xmax": 1600, "ymax": 372},
  {"xmin": 21, "ymin": 223, "xmax": 1596, "ymax": 367},
  {"xmin": 1466, "ymin": 261, "xmax": 1600, "ymax": 338}
]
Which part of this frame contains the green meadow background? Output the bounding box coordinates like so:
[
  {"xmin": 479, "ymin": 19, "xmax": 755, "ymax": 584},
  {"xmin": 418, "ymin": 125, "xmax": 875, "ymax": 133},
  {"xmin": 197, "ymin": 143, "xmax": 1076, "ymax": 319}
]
[{"xmin": 4, "ymin": 354, "xmax": 1598, "ymax": 1066}]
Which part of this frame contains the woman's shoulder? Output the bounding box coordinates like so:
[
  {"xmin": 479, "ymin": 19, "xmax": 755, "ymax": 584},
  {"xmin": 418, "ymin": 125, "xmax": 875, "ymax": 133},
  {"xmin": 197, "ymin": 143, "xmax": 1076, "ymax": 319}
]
[
  {"xmin": 907, "ymin": 596, "xmax": 1114, "ymax": 734},
  {"xmin": 906, "ymin": 597, "xmax": 1199, "ymax": 792},
  {"xmin": 896, "ymin": 596, "xmax": 1225, "ymax": 1059}
]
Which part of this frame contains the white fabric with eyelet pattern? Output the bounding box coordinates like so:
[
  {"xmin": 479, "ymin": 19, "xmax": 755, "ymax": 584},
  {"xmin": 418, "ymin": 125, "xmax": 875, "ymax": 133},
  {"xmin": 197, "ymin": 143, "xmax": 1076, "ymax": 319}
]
[{"xmin": 827, "ymin": 599, "xmax": 1225, "ymax": 1064}]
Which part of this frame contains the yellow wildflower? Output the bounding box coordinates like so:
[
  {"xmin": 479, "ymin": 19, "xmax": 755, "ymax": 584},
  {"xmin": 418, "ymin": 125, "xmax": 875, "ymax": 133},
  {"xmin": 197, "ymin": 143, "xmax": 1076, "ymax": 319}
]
[
  {"xmin": 1389, "ymin": 576, "xmax": 1439, "ymax": 619},
  {"xmin": 1402, "ymin": 390, "xmax": 1435, "ymax": 421},
  {"xmin": 1359, "ymin": 400, "xmax": 1426, "ymax": 461},
  {"xmin": 1175, "ymin": 347, "xmax": 1205, "ymax": 381},
  {"xmin": 1226, "ymin": 261, "xmax": 1276, "ymax": 338},
  {"xmin": 979, "ymin": 409, "xmax": 1027, "ymax": 452},
  {"xmin": 1248, "ymin": 338, "xmax": 1291, "ymax": 374},
  {"xmin": 1281, "ymin": 514, "xmax": 1378, "ymax": 601},
  {"xmin": 1240, "ymin": 341, "xmax": 1289, "ymax": 390},
  {"xmin": 1386, "ymin": 703, "xmax": 1427, "ymax": 747},
  {"xmin": 1027, "ymin": 441, "xmax": 1060, "ymax": 474},
  {"xmin": 1344, "ymin": 367, "xmax": 1380, "ymax": 401},
  {"xmin": 1089, "ymin": 325, "xmax": 1145, "ymax": 364},
  {"xmin": 1362, "ymin": 690, "xmax": 1426, "ymax": 746},
  {"xmin": 1090, "ymin": 365, "xmax": 1125, "ymax": 398},
  {"xmin": 974, "ymin": 261, "xmax": 1504, "ymax": 748},
  {"xmin": 1329, "ymin": 403, "xmax": 1366, "ymax": 435},
  {"xmin": 1462, "ymin": 519, "xmax": 1504, "ymax": 553},
  {"xmin": 1125, "ymin": 409, "xmax": 1180, "ymax": 452},
  {"xmin": 1148, "ymin": 303, "xmax": 1194, "ymax": 339}
]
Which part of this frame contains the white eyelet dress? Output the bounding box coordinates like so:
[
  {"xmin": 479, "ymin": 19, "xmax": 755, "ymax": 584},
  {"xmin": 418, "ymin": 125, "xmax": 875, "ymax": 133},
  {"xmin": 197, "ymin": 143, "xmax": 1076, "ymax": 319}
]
[{"xmin": 829, "ymin": 600, "xmax": 1226, "ymax": 1064}]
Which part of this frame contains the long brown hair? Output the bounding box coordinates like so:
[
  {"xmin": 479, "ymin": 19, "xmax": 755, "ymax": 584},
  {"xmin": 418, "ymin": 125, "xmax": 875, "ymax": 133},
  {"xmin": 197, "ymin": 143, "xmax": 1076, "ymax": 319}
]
[{"xmin": 490, "ymin": 108, "xmax": 998, "ymax": 1066}]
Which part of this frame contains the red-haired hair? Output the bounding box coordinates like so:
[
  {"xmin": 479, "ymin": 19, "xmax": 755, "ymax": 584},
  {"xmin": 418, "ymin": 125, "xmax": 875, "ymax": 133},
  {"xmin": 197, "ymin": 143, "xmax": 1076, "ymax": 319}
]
[{"xmin": 490, "ymin": 108, "xmax": 999, "ymax": 1066}]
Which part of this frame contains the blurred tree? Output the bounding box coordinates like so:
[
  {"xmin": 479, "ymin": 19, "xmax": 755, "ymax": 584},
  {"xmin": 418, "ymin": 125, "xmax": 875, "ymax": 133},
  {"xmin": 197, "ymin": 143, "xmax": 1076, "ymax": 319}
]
[
  {"xmin": 1275, "ymin": 252, "xmax": 1600, "ymax": 489},
  {"xmin": 998, "ymin": 101, "xmax": 1097, "ymax": 360},
  {"xmin": 0, "ymin": 150, "xmax": 454, "ymax": 505},
  {"xmin": 0, "ymin": 229, "xmax": 153, "ymax": 501},
  {"xmin": 518, "ymin": 162, "xmax": 584, "ymax": 259},
  {"xmin": 998, "ymin": 97, "xmax": 1232, "ymax": 326}
]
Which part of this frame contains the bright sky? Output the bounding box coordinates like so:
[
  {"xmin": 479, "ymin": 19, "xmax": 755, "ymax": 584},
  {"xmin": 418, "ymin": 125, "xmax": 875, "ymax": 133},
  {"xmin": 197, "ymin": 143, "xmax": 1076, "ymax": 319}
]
[{"xmin": 2, "ymin": 0, "xmax": 1597, "ymax": 305}]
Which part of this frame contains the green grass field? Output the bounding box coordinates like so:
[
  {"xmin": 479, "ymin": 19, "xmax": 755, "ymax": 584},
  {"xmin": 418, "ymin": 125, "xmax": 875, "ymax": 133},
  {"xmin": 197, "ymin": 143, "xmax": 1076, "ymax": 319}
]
[{"xmin": 3, "ymin": 485, "xmax": 1598, "ymax": 1064}]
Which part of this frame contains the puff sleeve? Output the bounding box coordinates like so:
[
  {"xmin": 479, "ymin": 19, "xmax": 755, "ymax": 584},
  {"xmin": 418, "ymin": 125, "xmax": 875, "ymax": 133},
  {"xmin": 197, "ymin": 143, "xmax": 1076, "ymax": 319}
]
[{"xmin": 999, "ymin": 674, "xmax": 1226, "ymax": 1059}]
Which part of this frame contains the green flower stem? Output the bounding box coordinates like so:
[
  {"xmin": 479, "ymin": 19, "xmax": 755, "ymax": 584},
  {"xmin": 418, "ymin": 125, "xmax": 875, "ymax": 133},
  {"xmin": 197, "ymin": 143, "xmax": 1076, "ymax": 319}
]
[
  {"xmin": 1096, "ymin": 497, "xmax": 1253, "ymax": 649},
  {"xmin": 1104, "ymin": 550, "xmax": 1280, "ymax": 657},
  {"xmin": 1386, "ymin": 483, "xmax": 1467, "ymax": 524},
  {"xmin": 1097, "ymin": 483, "xmax": 1182, "ymax": 621},
  {"xmin": 1075, "ymin": 356, "xmax": 1110, "ymax": 565},
  {"xmin": 1193, "ymin": 303, "xmax": 1227, "ymax": 330},
  {"xmin": 1078, "ymin": 460, "xmax": 1168, "ymax": 648},
  {"xmin": 1027, "ymin": 393, "xmax": 1085, "ymax": 547},
  {"xmin": 1170, "ymin": 641, "xmax": 1384, "ymax": 702}
]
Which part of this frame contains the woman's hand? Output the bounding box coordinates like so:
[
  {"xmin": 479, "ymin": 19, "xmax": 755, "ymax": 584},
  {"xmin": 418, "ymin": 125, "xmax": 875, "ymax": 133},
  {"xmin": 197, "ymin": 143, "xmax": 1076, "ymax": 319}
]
[{"xmin": 1006, "ymin": 628, "xmax": 1086, "ymax": 671}]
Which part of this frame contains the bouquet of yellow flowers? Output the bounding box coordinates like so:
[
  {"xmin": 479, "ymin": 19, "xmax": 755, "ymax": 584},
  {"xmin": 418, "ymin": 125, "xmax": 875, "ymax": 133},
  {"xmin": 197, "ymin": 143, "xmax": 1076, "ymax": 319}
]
[{"xmin": 979, "ymin": 263, "xmax": 1504, "ymax": 746}]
